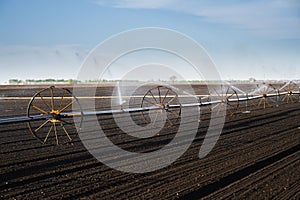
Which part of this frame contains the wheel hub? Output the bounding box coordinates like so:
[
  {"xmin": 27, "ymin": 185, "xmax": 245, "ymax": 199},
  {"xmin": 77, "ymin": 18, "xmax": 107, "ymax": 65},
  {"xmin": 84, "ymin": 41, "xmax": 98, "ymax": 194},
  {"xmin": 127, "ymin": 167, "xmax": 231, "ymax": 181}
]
[
  {"xmin": 155, "ymin": 103, "xmax": 170, "ymax": 111},
  {"xmin": 50, "ymin": 110, "xmax": 61, "ymax": 122}
]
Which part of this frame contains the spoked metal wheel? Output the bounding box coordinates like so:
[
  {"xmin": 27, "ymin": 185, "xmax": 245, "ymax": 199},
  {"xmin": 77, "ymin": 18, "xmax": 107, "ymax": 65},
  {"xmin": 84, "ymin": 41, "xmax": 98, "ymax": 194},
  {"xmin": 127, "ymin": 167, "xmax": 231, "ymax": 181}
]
[
  {"xmin": 279, "ymin": 81, "xmax": 299, "ymax": 104},
  {"xmin": 251, "ymin": 83, "xmax": 277, "ymax": 109},
  {"xmin": 141, "ymin": 86, "xmax": 181, "ymax": 128},
  {"xmin": 27, "ymin": 86, "xmax": 83, "ymax": 145},
  {"xmin": 211, "ymin": 85, "xmax": 239, "ymax": 115}
]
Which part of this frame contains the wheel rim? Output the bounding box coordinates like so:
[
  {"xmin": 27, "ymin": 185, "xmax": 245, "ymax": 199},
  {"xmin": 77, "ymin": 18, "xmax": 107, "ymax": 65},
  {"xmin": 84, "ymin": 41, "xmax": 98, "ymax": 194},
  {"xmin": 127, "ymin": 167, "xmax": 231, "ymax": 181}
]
[
  {"xmin": 279, "ymin": 81, "xmax": 299, "ymax": 104},
  {"xmin": 252, "ymin": 83, "xmax": 277, "ymax": 109},
  {"xmin": 27, "ymin": 86, "xmax": 83, "ymax": 145},
  {"xmin": 141, "ymin": 86, "xmax": 181, "ymax": 128},
  {"xmin": 211, "ymin": 85, "xmax": 239, "ymax": 116}
]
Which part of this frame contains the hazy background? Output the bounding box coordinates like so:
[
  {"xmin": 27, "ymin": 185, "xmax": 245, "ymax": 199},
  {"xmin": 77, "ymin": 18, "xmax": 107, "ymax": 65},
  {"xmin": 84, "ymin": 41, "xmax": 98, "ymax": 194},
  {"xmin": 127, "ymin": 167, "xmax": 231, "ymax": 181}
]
[{"xmin": 0, "ymin": 0, "xmax": 299, "ymax": 84}]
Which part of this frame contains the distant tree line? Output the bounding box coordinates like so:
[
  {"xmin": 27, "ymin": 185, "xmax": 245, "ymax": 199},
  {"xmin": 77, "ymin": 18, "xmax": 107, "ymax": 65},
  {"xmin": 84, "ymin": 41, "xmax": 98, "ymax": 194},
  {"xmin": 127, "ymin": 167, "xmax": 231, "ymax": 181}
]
[
  {"xmin": 8, "ymin": 79, "xmax": 81, "ymax": 84},
  {"xmin": 8, "ymin": 78, "xmax": 289, "ymax": 85},
  {"xmin": 7, "ymin": 79, "xmax": 140, "ymax": 85}
]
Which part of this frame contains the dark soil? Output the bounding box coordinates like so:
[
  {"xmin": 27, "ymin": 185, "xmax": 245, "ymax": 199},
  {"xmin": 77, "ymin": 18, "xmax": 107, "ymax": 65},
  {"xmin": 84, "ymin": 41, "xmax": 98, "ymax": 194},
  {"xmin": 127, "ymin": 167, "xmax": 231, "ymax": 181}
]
[{"xmin": 0, "ymin": 85, "xmax": 299, "ymax": 199}]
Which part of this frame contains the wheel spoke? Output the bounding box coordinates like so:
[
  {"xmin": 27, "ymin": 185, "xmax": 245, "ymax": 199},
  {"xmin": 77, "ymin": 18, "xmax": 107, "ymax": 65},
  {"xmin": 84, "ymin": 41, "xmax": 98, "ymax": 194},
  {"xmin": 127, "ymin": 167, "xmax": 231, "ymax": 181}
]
[
  {"xmin": 167, "ymin": 95, "xmax": 177, "ymax": 104},
  {"xmin": 226, "ymin": 86, "xmax": 230, "ymax": 97},
  {"xmin": 161, "ymin": 89, "xmax": 170, "ymax": 103},
  {"xmin": 58, "ymin": 90, "xmax": 67, "ymax": 110},
  {"xmin": 287, "ymin": 95, "xmax": 291, "ymax": 103},
  {"xmin": 38, "ymin": 93, "xmax": 51, "ymax": 111},
  {"xmin": 60, "ymin": 122, "xmax": 72, "ymax": 141},
  {"xmin": 212, "ymin": 103, "xmax": 219, "ymax": 110},
  {"xmin": 228, "ymin": 92, "xmax": 235, "ymax": 99},
  {"xmin": 282, "ymin": 95, "xmax": 287, "ymax": 102},
  {"xmin": 32, "ymin": 105, "xmax": 48, "ymax": 115},
  {"xmin": 257, "ymin": 98, "xmax": 263, "ymax": 108},
  {"xmin": 149, "ymin": 90, "xmax": 158, "ymax": 104},
  {"xmin": 269, "ymin": 98, "xmax": 276, "ymax": 103},
  {"xmin": 143, "ymin": 98, "xmax": 157, "ymax": 106},
  {"xmin": 43, "ymin": 124, "xmax": 53, "ymax": 143},
  {"xmin": 59, "ymin": 99, "xmax": 76, "ymax": 112},
  {"xmin": 265, "ymin": 99, "xmax": 272, "ymax": 107},
  {"xmin": 35, "ymin": 119, "xmax": 50, "ymax": 133},
  {"xmin": 169, "ymin": 110, "xmax": 180, "ymax": 118},
  {"xmin": 152, "ymin": 111, "xmax": 159, "ymax": 126},
  {"xmin": 166, "ymin": 113, "xmax": 173, "ymax": 126},
  {"xmin": 53, "ymin": 122, "xmax": 58, "ymax": 145},
  {"xmin": 269, "ymin": 85, "xmax": 275, "ymax": 93},
  {"xmin": 61, "ymin": 119, "xmax": 80, "ymax": 129}
]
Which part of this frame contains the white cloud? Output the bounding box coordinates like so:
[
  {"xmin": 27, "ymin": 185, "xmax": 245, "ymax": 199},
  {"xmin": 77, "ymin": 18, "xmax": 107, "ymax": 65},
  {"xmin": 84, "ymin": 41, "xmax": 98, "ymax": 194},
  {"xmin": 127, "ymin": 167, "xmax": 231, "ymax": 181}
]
[{"xmin": 94, "ymin": 0, "xmax": 300, "ymax": 39}]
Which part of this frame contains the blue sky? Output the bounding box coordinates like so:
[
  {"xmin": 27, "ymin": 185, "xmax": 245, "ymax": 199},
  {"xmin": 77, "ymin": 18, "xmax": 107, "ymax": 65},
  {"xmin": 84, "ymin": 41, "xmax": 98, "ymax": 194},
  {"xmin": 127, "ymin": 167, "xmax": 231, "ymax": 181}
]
[{"xmin": 0, "ymin": 0, "xmax": 299, "ymax": 83}]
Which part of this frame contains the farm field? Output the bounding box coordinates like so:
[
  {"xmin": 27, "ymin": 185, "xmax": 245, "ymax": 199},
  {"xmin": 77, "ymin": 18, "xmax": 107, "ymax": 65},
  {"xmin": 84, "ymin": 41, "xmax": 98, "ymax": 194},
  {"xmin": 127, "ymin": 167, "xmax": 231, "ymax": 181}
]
[{"xmin": 0, "ymin": 84, "xmax": 299, "ymax": 199}]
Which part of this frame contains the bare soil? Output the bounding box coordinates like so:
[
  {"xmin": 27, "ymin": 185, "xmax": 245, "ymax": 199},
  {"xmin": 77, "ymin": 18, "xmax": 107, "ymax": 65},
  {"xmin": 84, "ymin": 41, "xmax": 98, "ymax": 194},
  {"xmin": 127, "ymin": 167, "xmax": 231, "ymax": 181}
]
[{"xmin": 0, "ymin": 85, "xmax": 299, "ymax": 199}]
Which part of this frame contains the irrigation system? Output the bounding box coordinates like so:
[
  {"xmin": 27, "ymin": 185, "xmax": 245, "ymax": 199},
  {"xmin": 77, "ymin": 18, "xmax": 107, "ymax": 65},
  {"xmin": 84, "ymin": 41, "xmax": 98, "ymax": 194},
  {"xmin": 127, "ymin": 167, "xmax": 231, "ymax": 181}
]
[{"xmin": 0, "ymin": 81, "xmax": 299, "ymax": 144}]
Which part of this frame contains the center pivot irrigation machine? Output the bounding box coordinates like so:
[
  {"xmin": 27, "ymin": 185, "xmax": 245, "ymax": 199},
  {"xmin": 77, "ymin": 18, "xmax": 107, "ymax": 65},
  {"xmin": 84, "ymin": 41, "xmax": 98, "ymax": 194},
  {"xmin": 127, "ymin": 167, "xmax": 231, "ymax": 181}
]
[{"xmin": 0, "ymin": 81, "xmax": 299, "ymax": 145}]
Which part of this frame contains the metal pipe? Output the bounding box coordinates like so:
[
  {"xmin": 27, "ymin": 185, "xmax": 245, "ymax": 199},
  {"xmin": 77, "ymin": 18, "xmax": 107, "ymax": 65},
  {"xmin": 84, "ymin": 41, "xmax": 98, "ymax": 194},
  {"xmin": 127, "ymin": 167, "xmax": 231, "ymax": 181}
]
[{"xmin": 0, "ymin": 91, "xmax": 299, "ymax": 125}]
